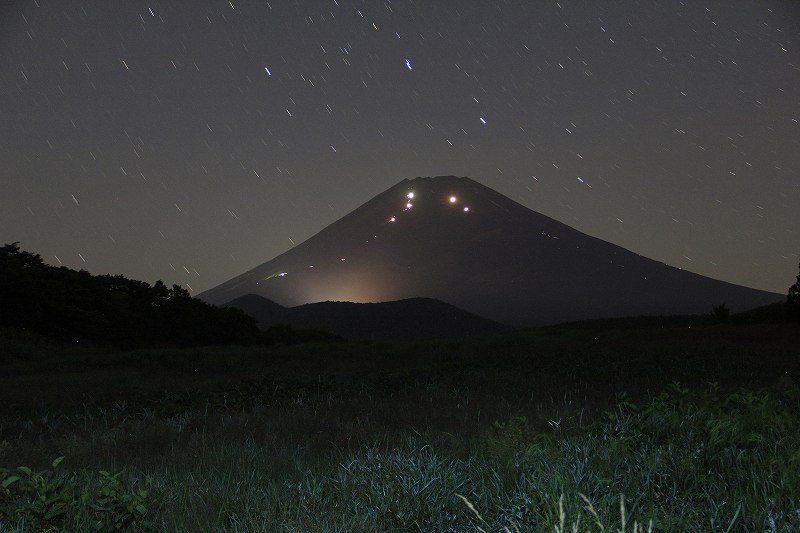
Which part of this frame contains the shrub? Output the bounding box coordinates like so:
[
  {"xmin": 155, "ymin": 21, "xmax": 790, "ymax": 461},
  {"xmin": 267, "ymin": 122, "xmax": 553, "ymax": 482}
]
[{"xmin": 0, "ymin": 456, "xmax": 155, "ymax": 531}]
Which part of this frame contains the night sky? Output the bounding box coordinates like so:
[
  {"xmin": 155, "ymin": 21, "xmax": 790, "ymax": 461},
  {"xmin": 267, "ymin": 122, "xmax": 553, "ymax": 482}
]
[{"xmin": 1, "ymin": 0, "xmax": 798, "ymax": 297}]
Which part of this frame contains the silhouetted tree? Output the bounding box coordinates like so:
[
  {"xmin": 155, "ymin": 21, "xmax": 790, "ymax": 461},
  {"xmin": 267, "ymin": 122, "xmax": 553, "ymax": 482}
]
[
  {"xmin": 712, "ymin": 303, "xmax": 730, "ymax": 324},
  {"xmin": 0, "ymin": 242, "xmax": 48, "ymax": 329},
  {"xmin": 789, "ymin": 260, "xmax": 800, "ymax": 322},
  {"xmin": 1, "ymin": 242, "xmax": 262, "ymax": 347}
]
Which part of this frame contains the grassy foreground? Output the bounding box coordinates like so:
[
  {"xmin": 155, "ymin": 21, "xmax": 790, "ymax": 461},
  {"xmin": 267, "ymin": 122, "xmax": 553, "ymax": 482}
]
[{"xmin": 1, "ymin": 323, "xmax": 799, "ymax": 531}]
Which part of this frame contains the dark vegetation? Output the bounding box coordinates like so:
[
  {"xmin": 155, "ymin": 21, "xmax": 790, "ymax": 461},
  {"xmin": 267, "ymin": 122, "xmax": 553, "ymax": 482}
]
[
  {"xmin": 1, "ymin": 323, "xmax": 799, "ymax": 531},
  {"xmin": 1, "ymin": 243, "xmax": 799, "ymax": 530},
  {"xmin": 789, "ymin": 259, "xmax": 800, "ymax": 321},
  {"xmin": 0, "ymin": 243, "xmax": 337, "ymax": 348}
]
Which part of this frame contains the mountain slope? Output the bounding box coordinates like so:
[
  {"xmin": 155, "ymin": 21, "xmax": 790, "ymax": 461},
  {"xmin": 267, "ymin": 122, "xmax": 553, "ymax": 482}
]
[
  {"xmin": 223, "ymin": 294, "xmax": 507, "ymax": 340},
  {"xmin": 200, "ymin": 176, "xmax": 781, "ymax": 325}
]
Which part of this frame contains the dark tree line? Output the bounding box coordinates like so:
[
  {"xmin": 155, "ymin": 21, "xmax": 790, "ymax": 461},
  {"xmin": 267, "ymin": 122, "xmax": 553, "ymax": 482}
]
[
  {"xmin": 0, "ymin": 243, "xmax": 262, "ymax": 347},
  {"xmin": 789, "ymin": 259, "xmax": 800, "ymax": 322}
]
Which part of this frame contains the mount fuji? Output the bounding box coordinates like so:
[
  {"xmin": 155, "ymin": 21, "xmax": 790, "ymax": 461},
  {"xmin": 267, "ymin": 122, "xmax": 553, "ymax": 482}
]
[{"xmin": 199, "ymin": 176, "xmax": 781, "ymax": 326}]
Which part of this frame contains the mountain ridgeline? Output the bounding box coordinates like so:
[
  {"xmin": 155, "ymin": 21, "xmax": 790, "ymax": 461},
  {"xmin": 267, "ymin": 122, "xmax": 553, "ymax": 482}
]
[
  {"xmin": 200, "ymin": 176, "xmax": 781, "ymax": 325},
  {"xmin": 0, "ymin": 242, "xmax": 489, "ymax": 345},
  {"xmin": 222, "ymin": 294, "xmax": 507, "ymax": 340}
]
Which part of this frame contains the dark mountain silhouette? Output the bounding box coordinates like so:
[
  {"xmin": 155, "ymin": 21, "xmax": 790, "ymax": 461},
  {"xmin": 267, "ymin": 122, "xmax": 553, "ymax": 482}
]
[
  {"xmin": 223, "ymin": 294, "xmax": 507, "ymax": 340},
  {"xmin": 200, "ymin": 176, "xmax": 782, "ymax": 325}
]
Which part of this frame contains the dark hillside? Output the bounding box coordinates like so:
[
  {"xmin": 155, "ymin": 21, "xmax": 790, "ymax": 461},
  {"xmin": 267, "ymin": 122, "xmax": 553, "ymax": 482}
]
[
  {"xmin": 224, "ymin": 294, "xmax": 508, "ymax": 340},
  {"xmin": 0, "ymin": 242, "xmax": 260, "ymax": 348}
]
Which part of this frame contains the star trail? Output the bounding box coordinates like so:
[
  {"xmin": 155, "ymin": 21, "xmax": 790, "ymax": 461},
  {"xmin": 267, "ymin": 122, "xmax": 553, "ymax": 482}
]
[{"xmin": 0, "ymin": 0, "xmax": 798, "ymax": 295}]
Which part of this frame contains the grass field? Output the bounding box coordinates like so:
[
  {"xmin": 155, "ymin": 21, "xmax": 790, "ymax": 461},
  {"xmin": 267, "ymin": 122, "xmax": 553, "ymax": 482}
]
[{"xmin": 1, "ymin": 323, "xmax": 799, "ymax": 531}]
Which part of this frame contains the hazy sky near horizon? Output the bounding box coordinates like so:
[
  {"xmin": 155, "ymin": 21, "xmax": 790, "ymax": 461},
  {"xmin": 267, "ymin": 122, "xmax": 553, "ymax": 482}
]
[{"xmin": 1, "ymin": 0, "xmax": 798, "ymax": 296}]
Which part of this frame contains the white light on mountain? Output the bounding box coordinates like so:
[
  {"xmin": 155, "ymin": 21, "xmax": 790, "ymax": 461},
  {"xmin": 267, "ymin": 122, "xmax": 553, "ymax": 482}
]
[{"xmin": 406, "ymin": 191, "xmax": 415, "ymax": 199}]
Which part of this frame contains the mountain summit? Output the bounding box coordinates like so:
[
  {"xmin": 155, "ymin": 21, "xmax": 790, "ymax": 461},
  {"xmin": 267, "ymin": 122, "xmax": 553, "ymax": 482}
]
[{"xmin": 199, "ymin": 176, "xmax": 780, "ymax": 325}]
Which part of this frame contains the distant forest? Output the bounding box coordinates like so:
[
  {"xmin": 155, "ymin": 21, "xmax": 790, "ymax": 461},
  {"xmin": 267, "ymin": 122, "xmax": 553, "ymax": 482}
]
[{"xmin": 0, "ymin": 242, "xmax": 306, "ymax": 348}]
